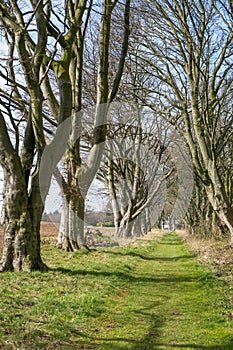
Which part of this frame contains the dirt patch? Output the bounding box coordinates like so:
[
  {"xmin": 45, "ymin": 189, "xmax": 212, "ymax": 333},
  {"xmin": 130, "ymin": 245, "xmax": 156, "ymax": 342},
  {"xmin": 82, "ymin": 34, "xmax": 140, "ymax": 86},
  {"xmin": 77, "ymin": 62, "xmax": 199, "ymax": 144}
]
[
  {"xmin": 40, "ymin": 222, "xmax": 59, "ymax": 245},
  {"xmin": 177, "ymin": 230, "xmax": 233, "ymax": 284}
]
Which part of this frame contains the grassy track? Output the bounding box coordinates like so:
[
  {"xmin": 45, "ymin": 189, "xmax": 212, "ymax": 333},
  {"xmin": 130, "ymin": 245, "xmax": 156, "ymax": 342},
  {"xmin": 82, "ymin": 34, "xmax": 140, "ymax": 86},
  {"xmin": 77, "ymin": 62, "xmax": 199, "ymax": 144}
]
[{"xmin": 0, "ymin": 232, "xmax": 233, "ymax": 349}]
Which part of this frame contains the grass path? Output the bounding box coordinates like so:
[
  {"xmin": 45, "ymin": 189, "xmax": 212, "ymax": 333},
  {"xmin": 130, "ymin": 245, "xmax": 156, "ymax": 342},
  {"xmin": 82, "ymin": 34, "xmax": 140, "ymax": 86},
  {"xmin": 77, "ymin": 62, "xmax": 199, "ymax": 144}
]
[
  {"xmin": 0, "ymin": 232, "xmax": 233, "ymax": 349},
  {"xmin": 89, "ymin": 232, "xmax": 233, "ymax": 350}
]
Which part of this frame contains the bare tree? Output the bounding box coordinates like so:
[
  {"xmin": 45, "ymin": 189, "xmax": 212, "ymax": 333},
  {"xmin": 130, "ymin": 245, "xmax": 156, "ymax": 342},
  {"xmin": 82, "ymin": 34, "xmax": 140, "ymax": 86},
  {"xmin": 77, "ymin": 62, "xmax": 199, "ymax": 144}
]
[
  {"xmin": 0, "ymin": 0, "xmax": 131, "ymax": 269},
  {"xmin": 133, "ymin": 0, "xmax": 233, "ymax": 240},
  {"xmin": 0, "ymin": 0, "xmax": 49, "ymax": 271},
  {"xmin": 51, "ymin": 0, "xmax": 131, "ymax": 250},
  {"xmin": 97, "ymin": 105, "xmax": 176, "ymax": 239}
]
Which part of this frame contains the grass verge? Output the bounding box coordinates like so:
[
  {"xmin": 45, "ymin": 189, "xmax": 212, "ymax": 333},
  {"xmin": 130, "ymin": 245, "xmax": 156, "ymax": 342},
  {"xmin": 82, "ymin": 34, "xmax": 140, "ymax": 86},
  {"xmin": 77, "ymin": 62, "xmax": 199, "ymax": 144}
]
[{"xmin": 0, "ymin": 232, "xmax": 233, "ymax": 349}]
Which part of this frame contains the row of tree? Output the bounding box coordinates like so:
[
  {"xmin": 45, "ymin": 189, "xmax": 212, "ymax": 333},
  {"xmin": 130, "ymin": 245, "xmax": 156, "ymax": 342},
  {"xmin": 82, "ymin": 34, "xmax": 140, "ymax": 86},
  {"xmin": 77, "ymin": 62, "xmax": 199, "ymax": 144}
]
[
  {"xmin": 87, "ymin": 0, "xmax": 233, "ymax": 241},
  {"xmin": 0, "ymin": 0, "xmax": 232, "ymax": 272},
  {"xmin": 0, "ymin": 0, "xmax": 131, "ymax": 271}
]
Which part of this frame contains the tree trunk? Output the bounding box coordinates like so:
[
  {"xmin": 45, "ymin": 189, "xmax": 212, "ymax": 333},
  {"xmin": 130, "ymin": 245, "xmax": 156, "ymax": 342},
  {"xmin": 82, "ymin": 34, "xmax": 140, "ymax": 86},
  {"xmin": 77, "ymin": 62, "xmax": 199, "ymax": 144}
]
[
  {"xmin": 115, "ymin": 218, "xmax": 133, "ymax": 239},
  {"xmin": 115, "ymin": 216, "xmax": 144, "ymax": 239},
  {"xmin": 132, "ymin": 217, "xmax": 143, "ymax": 237},
  {"xmin": 57, "ymin": 194, "xmax": 69, "ymax": 248},
  {"xmin": 205, "ymin": 164, "xmax": 233, "ymax": 242},
  {"xmin": 0, "ymin": 171, "xmax": 46, "ymax": 272},
  {"xmin": 144, "ymin": 208, "xmax": 151, "ymax": 234},
  {"xmin": 0, "ymin": 107, "xmax": 46, "ymax": 272},
  {"xmin": 58, "ymin": 189, "xmax": 86, "ymax": 251},
  {"xmin": 206, "ymin": 189, "xmax": 233, "ymax": 241},
  {"xmin": 27, "ymin": 173, "xmax": 48, "ymax": 271}
]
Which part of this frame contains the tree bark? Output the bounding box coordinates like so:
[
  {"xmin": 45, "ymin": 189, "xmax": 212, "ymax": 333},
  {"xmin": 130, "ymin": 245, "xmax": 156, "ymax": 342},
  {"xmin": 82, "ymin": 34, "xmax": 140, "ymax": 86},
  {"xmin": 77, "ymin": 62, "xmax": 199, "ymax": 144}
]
[
  {"xmin": 57, "ymin": 186, "xmax": 86, "ymax": 251},
  {"xmin": 0, "ymin": 167, "xmax": 46, "ymax": 272},
  {"xmin": 0, "ymin": 169, "xmax": 28, "ymax": 271}
]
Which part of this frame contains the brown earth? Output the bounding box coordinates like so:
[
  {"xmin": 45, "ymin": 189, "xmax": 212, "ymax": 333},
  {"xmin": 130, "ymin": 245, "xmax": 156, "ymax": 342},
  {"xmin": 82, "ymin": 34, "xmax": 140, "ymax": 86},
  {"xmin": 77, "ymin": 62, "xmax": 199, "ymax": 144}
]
[
  {"xmin": 0, "ymin": 222, "xmax": 59, "ymax": 252},
  {"xmin": 178, "ymin": 230, "xmax": 233, "ymax": 284}
]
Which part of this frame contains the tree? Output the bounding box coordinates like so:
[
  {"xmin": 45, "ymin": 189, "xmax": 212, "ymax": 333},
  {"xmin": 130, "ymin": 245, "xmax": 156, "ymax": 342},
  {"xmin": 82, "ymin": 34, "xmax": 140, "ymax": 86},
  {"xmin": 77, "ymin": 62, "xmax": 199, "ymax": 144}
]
[
  {"xmin": 0, "ymin": 0, "xmax": 131, "ymax": 270},
  {"xmin": 0, "ymin": 0, "xmax": 49, "ymax": 271},
  {"xmin": 134, "ymin": 0, "xmax": 233, "ymax": 240},
  {"xmin": 51, "ymin": 0, "xmax": 131, "ymax": 250},
  {"xmin": 97, "ymin": 103, "xmax": 191, "ymax": 238}
]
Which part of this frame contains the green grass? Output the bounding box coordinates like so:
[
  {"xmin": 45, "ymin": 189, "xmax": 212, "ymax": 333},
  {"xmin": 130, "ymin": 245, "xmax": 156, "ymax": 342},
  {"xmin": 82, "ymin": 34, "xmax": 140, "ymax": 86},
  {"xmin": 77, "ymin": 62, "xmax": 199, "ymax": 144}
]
[{"xmin": 0, "ymin": 232, "xmax": 233, "ymax": 349}]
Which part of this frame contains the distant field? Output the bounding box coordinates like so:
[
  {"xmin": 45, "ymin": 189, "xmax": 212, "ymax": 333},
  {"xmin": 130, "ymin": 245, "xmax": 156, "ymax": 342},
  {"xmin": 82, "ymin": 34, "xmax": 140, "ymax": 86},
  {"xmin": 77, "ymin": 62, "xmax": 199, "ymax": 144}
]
[
  {"xmin": 0, "ymin": 222, "xmax": 116, "ymax": 252},
  {"xmin": 0, "ymin": 222, "xmax": 59, "ymax": 252}
]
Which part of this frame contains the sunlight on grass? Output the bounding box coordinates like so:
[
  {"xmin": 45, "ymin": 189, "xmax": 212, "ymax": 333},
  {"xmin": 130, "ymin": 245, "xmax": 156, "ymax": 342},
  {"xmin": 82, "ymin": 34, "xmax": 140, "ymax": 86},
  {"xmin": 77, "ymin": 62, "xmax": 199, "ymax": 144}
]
[{"xmin": 0, "ymin": 232, "xmax": 233, "ymax": 349}]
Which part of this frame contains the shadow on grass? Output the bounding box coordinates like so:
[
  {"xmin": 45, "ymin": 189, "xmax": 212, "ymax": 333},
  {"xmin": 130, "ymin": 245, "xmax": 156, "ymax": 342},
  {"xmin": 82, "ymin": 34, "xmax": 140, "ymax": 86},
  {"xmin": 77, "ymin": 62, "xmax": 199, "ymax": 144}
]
[
  {"xmin": 52, "ymin": 266, "xmax": 197, "ymax": 284},
  {"xmin": 21, "ymin": 313, "xmax": 233, "ymax": 350},
  {"xmin": 84, "ymin": 301, "xmax": 233, "ymax": 349},
  {"xmin": 14, "ymin": 308, "xmax": 164, "ymax": 349},
  {"xmin": 45, "ymin": 233, "xmax": 232, "ymax": 349},
  {"xmin": 151, "ymin": 343, "xmax": 233, "ymax": 349},
  {"xmin": 158, "ymin": 241, "xmax": 184, "ymax": 245},
  {"xmin": 83, "ymin": 315, "xmax": 233, "ymax": 350},
  {"xmin": 157, "ymin": 236, "xmax": 184, "ymax": 246},
  {"xmin": 102, "ymin": 250, "xmax": 193, "ymax": 261}
]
